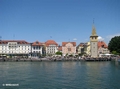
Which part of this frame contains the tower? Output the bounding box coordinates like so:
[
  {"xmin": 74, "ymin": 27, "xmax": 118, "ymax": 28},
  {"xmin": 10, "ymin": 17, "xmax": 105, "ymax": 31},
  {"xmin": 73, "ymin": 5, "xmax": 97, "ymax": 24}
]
[{"xmin": 90, "ymin": 24, "xmax": 98, "ymax": 57}]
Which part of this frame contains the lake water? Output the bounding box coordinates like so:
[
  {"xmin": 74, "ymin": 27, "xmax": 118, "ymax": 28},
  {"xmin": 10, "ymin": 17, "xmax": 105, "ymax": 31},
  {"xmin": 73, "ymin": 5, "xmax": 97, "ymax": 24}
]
[{"xmin": 0, "ymin": 61, "xmax": 120, "ymax": 89}]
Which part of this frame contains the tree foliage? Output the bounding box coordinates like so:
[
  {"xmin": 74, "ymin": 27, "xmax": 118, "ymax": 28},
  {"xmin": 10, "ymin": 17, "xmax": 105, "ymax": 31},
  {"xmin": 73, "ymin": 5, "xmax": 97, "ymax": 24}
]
[
  {"xmin": 55, "ymin": 51, "xmax": 62, "ymax": 55},
  {"xmin": 108, "ymin": 36, "xmax": 120, "ymax": 54}
]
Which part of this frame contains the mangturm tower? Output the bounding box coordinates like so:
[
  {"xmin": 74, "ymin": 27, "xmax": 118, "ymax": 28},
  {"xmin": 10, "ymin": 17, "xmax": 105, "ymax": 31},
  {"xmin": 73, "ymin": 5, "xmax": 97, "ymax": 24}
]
[{"xmin": 90, "ymin": 23, "xmax": 98, "ymax": 57}]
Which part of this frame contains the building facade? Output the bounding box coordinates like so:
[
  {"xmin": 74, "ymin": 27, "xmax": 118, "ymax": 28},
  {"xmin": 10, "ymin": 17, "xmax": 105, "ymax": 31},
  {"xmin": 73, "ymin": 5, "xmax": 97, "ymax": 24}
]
[
  {"xmin": 62, "ymin": 42, "xmax": 76, "ymax": 56},
  {"xmin": 58, "ymin": 45, "xmax": 62, "ymax": 52},
  {"xmin": 76, "ymin": 43, "xmax": 85, "ymax": 54},
  {"xmin": 45, "ymin": 40, "xmax": 58, "ymax": 55},
  {"xmin": 84, "ymin": 42, "xmax": 91, "ymax": 55},
  {"xmin": 90, "ymin": 24, "xmax": 98, "ymax": 57},
  {"xmin": 77, "ymin": 42, "xmax": 90, "ymax": 56},
  {"xmin": 31, "ymin": 41, "xmax": 43, "ymax": 58},
  {"xmin": 0, "ymin": 40, "xmax": 31, "ymax": 58},
  {"xmin": 98, "ymin": 41, "xmax": 109, "ymax": 55}
]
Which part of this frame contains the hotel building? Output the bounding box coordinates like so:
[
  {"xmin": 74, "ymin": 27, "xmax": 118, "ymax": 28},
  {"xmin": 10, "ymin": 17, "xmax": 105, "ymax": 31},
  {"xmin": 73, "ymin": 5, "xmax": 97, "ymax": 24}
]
[{"xmin": 0, "ymin": 40, "xmax": 31, "ymax": 58}]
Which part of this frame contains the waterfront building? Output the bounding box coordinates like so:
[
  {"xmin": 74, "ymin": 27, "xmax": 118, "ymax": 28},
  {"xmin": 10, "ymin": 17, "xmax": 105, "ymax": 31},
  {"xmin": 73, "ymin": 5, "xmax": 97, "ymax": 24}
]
[
  {"xmin": 90, "ymin": 24, "xmax": 98, "ymax": 57},
  {"xmin": 77, "ymin": 42, "xmax": 90, "ymax": 56},
  {"xmin": 98, "ymin": 41, "xmax": 110, "ymax": 55},
  {"xmin": 84, "ymin": 42, "xmax": 91, "ymax": 55},
  {"xmin": 58, "ymin": 45, "xmax": 62, "ymax": 52},
  {"xmin": 62, "ymin": 42, "xmax": 76, "ymax": 56},
  {"xmin": 0, "ymin": 40, "xmax": 31, "ymax": 58},
  {"xmin": 76, "ymin": 43, "xmax": 85, "ymax": 54},
  {"xmin": 31, "ymin": 41, "xmax": 43, "ymax": 58},
  {"xmin": 45, "ymin": 40, "xmax": 58, "ymax": 55}
]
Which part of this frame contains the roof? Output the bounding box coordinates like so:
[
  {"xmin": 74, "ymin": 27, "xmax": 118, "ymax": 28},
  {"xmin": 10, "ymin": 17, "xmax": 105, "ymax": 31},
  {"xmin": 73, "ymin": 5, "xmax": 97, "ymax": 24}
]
[
  {"xmin": 45, "ymin": 40, "xmax": 58, "ymax": 46},
  {"xmin": 32, "ymin": 41, "xmax": 43, "ymax": 46},
  {"xmin": 77, "ymin": 43, "xmax": 87, "ymax": 48},
  {"xmin": 58, "ymin": 46, "xmax": 62, "ymax": 51},
  {"xmin": 98, "ymin": 41, "xmax": 108, "ymax": 48},
  {"xmin": 0, "ymin": 40, "xmax": 29, "ymax": 44},
  {"xmin": 62, "ymin": 42, "xmax": 76, "ymax": 46},
  {"xmin": 91, "ymin": 24, "xmax": 98, "ymax": 36},
  {"xmin": 79, "ymin": 43, "xmax": 85, "ymax": 47}
]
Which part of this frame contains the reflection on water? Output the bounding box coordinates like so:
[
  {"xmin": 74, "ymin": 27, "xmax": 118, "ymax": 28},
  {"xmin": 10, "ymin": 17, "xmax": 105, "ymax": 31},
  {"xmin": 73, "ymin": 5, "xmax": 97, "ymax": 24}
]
[{"xmin": 0, "ymin": 61, "xmax": 120, "ymax": 89}]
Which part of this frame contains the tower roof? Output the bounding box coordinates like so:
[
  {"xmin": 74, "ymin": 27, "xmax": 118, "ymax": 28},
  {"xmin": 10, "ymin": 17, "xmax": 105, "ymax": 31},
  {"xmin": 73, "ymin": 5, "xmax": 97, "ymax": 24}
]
[{"xmin": 91, "ymin": 24, "xmax": 97, "ymax": 36}]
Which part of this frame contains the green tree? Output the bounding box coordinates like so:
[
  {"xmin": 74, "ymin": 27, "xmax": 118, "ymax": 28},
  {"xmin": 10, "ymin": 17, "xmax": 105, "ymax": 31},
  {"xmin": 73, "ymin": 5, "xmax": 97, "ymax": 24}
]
[
  {"xmin": 112, "ymin": 51, "xmax": 118, "ymax": 55},
  {"xmin": 108, "ymin": 36, "xmax": 120, "ymax": 55},
  {"xmin": 55, "ymin": 51, "xmax": 62, "ymax": 55}
]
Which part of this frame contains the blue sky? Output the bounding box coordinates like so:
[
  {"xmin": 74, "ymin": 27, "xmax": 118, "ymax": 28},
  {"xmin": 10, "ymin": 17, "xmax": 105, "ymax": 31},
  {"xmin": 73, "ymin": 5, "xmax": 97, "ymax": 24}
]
[{"xmin": 0, "ymin": 0, "xmax": 120, "ymax": 45}]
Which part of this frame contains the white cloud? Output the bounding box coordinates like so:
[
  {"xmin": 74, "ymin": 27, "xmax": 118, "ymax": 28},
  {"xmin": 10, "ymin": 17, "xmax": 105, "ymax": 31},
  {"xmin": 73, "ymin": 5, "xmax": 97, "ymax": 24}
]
[
  {"xmin": 98, "ymin": 36, "xmax": 104, "ymax": 41},
  {"xmin": 104, "ymin": 33, "xmax": 120, "ymax": 44},
  {"xmin": 106, "ymin": 33, "xmax": 120, "ymax": 40},
  {"xmin": 73, "ymin": 38, "xmax": 77, "ymax": 41}
]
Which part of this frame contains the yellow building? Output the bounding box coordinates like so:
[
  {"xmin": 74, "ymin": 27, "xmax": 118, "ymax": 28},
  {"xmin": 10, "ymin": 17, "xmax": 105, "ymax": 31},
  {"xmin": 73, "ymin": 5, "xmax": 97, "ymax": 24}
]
[
  {"xmin": 77, "ymin": 42, "xmax": 90, "ymax": 56},
  {"xmin": 86, "ymin": 42, "xmax": 90, "ymax": 55}
]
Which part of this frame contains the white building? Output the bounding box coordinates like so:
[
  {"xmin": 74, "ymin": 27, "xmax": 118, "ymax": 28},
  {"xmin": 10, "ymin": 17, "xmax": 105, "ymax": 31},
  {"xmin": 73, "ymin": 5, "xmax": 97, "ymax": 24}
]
[
  {"xmin": 0, "ymin": 40, "xmax": 31, "ymax": 58},
  {"xmin": 45, "ymin": 40, "xmax": 58, "ymax": 55},
  {"xmin": 31, "ymin": 41, "xmax": 43, "ymax": 58}
]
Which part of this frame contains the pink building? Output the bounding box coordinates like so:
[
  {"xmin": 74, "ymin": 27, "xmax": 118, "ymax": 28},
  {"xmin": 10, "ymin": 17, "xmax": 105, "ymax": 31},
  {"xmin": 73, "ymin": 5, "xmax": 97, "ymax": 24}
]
[{"xmin": 62, "ymin": 42, "xmax": 76, "ymax": 56}]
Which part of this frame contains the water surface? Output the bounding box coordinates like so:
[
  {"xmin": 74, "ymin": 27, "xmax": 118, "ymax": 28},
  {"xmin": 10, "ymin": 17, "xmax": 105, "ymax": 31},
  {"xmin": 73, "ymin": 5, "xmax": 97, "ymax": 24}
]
[{"xmin": 0, "ymin": 61, "xmax": 120, "ymax": 89}]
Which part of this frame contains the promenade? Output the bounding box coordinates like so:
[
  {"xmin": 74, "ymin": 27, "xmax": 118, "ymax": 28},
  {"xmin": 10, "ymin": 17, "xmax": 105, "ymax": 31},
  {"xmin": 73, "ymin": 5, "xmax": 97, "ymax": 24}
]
[{"xmin": 0, "ymin": 56, "xmax": 116, "ymax": 62}]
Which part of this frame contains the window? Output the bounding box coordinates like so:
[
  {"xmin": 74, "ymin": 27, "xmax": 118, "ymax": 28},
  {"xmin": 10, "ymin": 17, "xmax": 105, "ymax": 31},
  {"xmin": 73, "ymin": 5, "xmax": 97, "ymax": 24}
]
[
  {"xmin": 68, "ymin": 48, "xmax": 71, "ymax": 51},
  {"xmin": 36, "ymin": 46, "xmax": 38, "ymax": 49},
  {"xmin": 33, "ymin": 47, "xmax": 35, "ymax": 49}
]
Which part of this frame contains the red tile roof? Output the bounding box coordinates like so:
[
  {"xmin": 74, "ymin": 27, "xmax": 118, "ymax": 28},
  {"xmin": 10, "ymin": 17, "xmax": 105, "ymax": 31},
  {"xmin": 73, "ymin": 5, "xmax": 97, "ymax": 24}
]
[
  {"xmin": 32, "ymin": 41, "xmax": 43, "ymax": 46},
  {"xmin": 58, "ymin": 46, "xmax": 62, "ymax": 51},
  {"xmin": 0, "ymin": 40, "xmax": 29, "ymax": 44},
  {"xmin": 98, "ymin": 41, "xmax": 108, "ymax": 48},
  {"xmin": 62, "ymin": 42, "xmax": 76, "ymax": 46},
  {"xmin": 45, "ymin": 40, "xmax": 58, "ymax": 46}
]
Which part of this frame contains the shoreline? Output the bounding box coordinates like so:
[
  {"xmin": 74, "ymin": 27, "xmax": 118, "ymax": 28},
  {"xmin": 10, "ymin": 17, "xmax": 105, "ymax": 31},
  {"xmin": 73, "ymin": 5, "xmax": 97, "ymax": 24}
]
[{"xmin": 0, "ymin": 57, "xmax": 114, "ymax": 62}]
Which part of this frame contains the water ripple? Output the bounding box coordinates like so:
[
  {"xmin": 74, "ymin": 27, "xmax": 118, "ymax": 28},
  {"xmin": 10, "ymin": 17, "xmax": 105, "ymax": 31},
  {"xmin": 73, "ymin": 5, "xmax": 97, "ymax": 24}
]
[{"xmin": 0, "ymin": 61, "xmax": 120, "ymax": 89}]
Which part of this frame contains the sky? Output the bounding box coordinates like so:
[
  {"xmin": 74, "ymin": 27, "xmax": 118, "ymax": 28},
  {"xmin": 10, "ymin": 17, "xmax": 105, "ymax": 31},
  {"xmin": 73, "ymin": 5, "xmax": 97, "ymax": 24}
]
[{"xmin": 0, "ymin": 0, "xmax": 120, "ymax": 45}]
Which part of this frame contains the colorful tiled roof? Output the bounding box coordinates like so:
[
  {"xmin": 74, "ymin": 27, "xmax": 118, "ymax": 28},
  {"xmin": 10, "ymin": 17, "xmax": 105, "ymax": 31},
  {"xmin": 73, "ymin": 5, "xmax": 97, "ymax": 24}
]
[
  {"xmin": 62, "ymin": 42, "xmax": 76, "ymax": 46},
  {"xmin": 32, "ymin": 41, "xmax": 43, "ymax": 46},
  {"xmin": 98, "ymin": 41, "xmax": 108, "ymax": 48},
  {"xmin": 45, "ymin": 40, "xmax": 58, "ymax": 46},
  {"xmin": 0, "ymin": 40, "xmax": 29, "ymax": 44}
]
